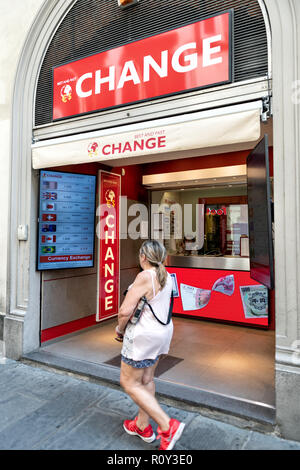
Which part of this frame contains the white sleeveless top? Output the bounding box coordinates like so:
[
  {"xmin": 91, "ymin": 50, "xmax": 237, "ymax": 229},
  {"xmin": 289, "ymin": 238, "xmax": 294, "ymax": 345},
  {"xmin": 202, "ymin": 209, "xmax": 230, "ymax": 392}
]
[{"xmin": 121, "ymin": 269, "xmax": 174, "ymax": 362}]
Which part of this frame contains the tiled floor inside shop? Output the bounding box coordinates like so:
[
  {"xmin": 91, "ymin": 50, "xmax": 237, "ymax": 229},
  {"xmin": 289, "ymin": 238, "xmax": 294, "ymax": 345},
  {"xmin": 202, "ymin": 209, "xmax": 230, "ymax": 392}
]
[{"xmin": 41, "ymin": 317, "xmax": 275, "ymax": 407}]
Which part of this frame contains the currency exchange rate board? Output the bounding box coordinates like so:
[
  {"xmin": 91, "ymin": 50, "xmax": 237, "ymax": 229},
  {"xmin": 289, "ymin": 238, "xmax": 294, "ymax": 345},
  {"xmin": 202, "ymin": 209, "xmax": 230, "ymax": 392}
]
[{"xmin": 38, "ymin": 170, "xmax": 96, "ymax": 270}]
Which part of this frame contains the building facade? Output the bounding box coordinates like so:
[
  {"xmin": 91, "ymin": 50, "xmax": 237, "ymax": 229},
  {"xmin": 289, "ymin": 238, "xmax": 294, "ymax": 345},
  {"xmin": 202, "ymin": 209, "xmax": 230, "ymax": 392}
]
[{"xmin": 1, "ymin": 0, "xmax": 300, "ymax": 442}]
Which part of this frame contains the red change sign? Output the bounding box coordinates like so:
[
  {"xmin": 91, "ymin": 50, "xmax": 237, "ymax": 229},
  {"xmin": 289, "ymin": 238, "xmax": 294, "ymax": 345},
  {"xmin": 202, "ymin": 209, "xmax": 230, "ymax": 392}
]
[
  {"xmin": 97, "ymin": 171, "xmax": 121, "ymax": 322},
  {"xmin": 53, "ymin": 12, "xmax": 232, "ymax": 120}
]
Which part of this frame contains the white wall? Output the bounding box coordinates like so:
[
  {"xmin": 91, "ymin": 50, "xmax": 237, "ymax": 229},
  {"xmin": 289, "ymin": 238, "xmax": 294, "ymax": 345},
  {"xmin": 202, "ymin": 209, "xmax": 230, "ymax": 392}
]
[
  {"xmin": 264, "ymin": 0, "xmax": 300, "ymax": 441},
  {"xmin": 0, "ymin": 0, "xmax": 44, "ymax": 318}
]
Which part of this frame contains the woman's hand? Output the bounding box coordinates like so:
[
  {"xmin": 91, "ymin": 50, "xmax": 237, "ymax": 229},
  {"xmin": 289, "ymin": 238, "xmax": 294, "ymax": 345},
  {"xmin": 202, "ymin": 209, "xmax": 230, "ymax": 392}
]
[
  {"xmin": 115, "ymin": 325, "xmax": 124, "ymax": 342},
  {"xmin": 117, "ymin": 271, "xmax": 150, "ymax": 331},
  {"xmin": 116, "ymin": 325, "xmax": 125, "ymax": 336}
]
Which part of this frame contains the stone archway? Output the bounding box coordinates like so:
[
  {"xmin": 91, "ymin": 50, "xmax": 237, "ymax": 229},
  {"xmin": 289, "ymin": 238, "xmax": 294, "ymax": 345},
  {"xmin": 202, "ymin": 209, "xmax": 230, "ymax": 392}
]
[{"xmin": 7, "ymin": 0, "xmax": 75, "ymax": 358}]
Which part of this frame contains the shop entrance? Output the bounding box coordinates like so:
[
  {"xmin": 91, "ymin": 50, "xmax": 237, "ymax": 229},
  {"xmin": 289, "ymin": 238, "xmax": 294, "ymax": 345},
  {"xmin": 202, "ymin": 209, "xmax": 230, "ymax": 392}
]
[{"xmin": 37, "ymin": 131, "xmax": 275, "ymax": 421}]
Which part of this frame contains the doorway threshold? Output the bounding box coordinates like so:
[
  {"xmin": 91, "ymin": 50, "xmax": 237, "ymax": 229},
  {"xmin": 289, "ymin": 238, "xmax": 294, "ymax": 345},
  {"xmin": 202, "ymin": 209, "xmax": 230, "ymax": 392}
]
[{"xmin": 22, "ymin": 349, "xmax": 275, "ymax": 427}]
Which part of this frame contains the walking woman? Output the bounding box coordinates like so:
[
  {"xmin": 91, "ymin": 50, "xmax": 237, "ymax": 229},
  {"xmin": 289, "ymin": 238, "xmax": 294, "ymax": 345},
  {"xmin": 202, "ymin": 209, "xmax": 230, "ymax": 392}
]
[{"xmin": 115, "ymin": 240, "xmax": 185, "ymax": 451}]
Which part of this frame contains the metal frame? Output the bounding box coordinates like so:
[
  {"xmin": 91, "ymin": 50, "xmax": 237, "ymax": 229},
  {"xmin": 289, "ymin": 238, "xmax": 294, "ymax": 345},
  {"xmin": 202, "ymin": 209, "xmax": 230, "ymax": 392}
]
[
  {"xmin": 33, "ymin": 82, "xmax": 270, "ymax": 143},
  {"xmin": 166, "ymin": 255, "xmax": 250, "ymax": 272}
]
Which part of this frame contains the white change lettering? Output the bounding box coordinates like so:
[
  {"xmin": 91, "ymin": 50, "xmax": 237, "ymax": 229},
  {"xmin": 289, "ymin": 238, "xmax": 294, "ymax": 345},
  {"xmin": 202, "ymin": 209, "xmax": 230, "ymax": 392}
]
[
  {"xmin": 105, "ymin": 296, "xmax": 113, "ymax": 310},
  {"xmin": 143, "ymin": 50, "xmax": 168, "ymax": 82},
  {"xmin": 172, "ymin": 42, "xmax": 198, "ymax": 73},
  {"xmin": 105, "ymin": 279, "xmax": 114, "ymax": 294},
  {"xmin": 76, "ymin": 72, "xmax": 93, "ymax": 97},
  {"xmin": 117, "ymin": 60, "xmax": 141, "ymax": 89},
  {"xmin": 106, "ymin": 214, "xmax": 115, "ymax": 228},
  {"xmin": 76, "ymin": 36, "xmax": 224, "ymax": 99},
  {"xmin": 105, "ymin": 247, "xmax": 115, "ymax": 261},
  {"xmin": 203, "ymin": 35, "xmax": 223, "ymax": 67},
  {"xmin": 95, "ymin": 65, "xmax": 115, "ymax": 94},
  {"xmin": 105, "ymin": 263, "xmax": 114, "ymax": 277},
  {"xmin": 105, "ymin": 231, "xmax": 115, "ymax": 244}
]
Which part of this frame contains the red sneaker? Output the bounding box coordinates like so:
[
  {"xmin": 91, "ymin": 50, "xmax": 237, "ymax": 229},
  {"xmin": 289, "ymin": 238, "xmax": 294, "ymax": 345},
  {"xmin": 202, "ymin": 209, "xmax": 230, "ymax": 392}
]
[
  {"xmin": 157, "ymin": 419, "xmax": 185, "ymax": 450},
  {"xmin": 123, "ymin": 417, "xmax": 156, "ymax": 443}
]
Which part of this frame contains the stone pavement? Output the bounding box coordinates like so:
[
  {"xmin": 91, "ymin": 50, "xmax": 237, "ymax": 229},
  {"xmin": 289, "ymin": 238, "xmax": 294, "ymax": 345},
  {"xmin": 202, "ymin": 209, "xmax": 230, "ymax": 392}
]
[{"xmin": 0, "ymin": 357, "xmax": 300, "ymax": 451}]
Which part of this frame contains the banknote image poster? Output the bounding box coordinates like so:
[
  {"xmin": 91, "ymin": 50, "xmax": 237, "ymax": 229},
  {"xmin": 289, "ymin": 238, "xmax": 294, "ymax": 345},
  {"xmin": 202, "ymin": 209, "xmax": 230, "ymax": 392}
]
[
  {"xmin": 166, "ymin": 267, "xmax": 269, "ymax": 327},
  {"xmin": 38, "ymin": 170, "xmax": 96, "ymax": 270}
]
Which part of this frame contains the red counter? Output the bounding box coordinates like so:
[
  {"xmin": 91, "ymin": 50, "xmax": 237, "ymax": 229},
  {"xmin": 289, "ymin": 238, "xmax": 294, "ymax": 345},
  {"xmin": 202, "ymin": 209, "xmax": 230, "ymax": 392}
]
[{"xmin": 167, "ymin": 267, "xmax": 269, "ymax": 328}]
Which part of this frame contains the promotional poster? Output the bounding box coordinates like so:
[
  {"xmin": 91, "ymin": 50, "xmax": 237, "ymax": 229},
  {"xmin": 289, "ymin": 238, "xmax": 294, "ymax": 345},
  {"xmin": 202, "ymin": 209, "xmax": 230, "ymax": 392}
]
[{"xmin": 167, "ymin": 268, "xmax": 269, "ymax": 327}]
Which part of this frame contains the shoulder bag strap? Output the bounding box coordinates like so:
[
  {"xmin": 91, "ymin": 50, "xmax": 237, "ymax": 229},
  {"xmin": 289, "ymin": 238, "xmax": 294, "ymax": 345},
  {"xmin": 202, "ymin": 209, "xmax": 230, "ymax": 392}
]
[{"xmin": 145, "ymin": 290, "xmax": 174, "ymax": 326}]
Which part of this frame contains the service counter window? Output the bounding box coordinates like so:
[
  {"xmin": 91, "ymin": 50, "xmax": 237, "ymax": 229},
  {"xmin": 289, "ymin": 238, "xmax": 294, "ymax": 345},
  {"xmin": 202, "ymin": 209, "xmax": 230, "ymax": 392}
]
[{"xmin": 150, "ymin": 187, "xmax": 249, "ymax": 268}]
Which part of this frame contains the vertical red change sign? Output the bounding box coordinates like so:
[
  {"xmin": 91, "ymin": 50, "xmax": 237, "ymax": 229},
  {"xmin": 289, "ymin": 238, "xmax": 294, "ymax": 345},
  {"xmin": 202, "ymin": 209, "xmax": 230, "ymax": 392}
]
[{"xmin": 97, "ymin": 171, "xmax": 121, "ymax": 321}]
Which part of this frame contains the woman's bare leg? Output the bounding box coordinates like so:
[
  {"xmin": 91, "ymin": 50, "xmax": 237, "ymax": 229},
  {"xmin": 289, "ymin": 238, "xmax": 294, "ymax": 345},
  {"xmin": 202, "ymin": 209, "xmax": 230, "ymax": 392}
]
[
  {"xmin": 120, "ymin": 361, "xmax": 170, "ymax": 432},
  {"xmin": 136, "ymin": 360, "xmax": 159, "ymax": 430}
]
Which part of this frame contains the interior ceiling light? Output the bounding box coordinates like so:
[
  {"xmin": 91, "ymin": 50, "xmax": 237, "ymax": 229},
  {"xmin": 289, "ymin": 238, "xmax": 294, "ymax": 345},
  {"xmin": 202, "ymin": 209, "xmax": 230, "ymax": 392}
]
[{"xmin": 118, "ymin": 0, "xmax": 139, "ymax": 8}]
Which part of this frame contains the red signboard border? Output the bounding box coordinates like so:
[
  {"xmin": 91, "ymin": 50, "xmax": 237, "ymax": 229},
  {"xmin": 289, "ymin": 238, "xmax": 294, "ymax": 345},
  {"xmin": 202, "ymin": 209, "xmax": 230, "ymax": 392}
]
[
  {"xmin": 52, "ymin": 10, "xmax": 234, "ymax": 122},
  {"xmin": 97, "ymin": 170, "xmax": 121, "ymax": 322}
]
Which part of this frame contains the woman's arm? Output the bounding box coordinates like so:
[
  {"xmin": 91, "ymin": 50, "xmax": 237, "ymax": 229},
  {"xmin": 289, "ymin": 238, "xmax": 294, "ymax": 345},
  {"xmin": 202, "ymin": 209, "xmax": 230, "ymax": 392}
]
[{"xmin": 117, "ymin": 271, "xmax": 150, "ymax": 333}]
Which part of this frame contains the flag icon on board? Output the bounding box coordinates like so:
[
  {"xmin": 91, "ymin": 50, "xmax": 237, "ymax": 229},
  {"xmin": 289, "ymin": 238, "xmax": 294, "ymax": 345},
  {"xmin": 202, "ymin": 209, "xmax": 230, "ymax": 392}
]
[
  {"xmin": 42, "ymin": 214, "xmax": 57, "ymax": 222},
  {"xmin": 41, "ymin": 246, "xmax": 56, "ymax": 254},
  {"xmin": 42, "ymin": 235, "xmax": 56, "ymax": 243},
  {"xmin": 42, "ymin": 192, "xmax": 58, "ymax": 200},
  {"xmin": 42, "ymin": 202, "xmax": 56, "ymax": 211}
]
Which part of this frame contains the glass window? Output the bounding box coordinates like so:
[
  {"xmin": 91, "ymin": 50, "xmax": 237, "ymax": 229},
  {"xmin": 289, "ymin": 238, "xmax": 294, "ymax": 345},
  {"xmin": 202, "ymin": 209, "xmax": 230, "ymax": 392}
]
[
  {"xmin": 204, "ymin": 204, "xmax": 249, "ymax": 256},
  {"xmin": 151, "ymin": 186, "xmax": 249, "ymax": 259}
]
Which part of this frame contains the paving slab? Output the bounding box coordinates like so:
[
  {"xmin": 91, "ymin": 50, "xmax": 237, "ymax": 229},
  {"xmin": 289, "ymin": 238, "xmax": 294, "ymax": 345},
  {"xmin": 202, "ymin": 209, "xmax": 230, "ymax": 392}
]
[
  {"xmin": 0, "ymin": 362, "xmax": 74, "ymax": 400},
  {"xmin": 175, "ymin": 414, "xmax": 250, "ymax": 450},
  {"xmin": 95, "ymin": 387, "xmax": 141, "ymax": 419},
  {"xmin": 38, "ymin": 407, "xmax": 131, "ymax": 450},
  {"xmin": 244, "ymin": 431, "xmax": 300, "ymax": 450},
  {"xmin": 0, "ymin": 391, "xmax": 46, "ymax": 434},
  {"xmin": 0, "ymin": 380, "xmax": 106, "ymax": 450}
]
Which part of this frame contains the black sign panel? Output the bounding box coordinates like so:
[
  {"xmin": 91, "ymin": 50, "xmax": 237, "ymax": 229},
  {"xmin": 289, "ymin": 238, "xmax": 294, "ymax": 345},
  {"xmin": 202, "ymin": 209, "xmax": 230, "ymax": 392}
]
[{"xmin": 247, "ymin": 135, "xmax": 274, "ymax": 289}]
